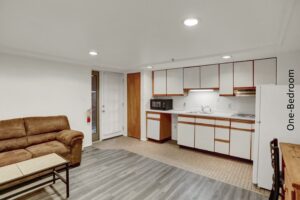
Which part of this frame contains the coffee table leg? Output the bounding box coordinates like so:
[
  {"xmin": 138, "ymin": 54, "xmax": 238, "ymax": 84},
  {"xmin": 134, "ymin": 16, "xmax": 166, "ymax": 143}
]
[
  {"xmin": 52, "ymin": 168, "xmax": 56, "ymax": 184},
  {"xmin": 66, "ymin": 163, "xmax": 70, "ymax": 198}
]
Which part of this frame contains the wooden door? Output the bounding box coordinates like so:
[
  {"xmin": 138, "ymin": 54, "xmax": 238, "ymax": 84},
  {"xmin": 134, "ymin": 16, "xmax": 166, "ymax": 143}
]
[{"xmin": 127, "ymin": 73, "xmax": 141, "ymax": 139}]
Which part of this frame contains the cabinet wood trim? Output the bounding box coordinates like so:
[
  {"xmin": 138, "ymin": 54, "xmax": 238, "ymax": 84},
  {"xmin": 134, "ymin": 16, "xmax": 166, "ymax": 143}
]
[
  {"xmin": 233, "ymin": 86, "xmax": 256, "ymax": 90},
  {"xmin": 178, "ymin": 121, "xmax": 195, "ymax": 125},
  {"xmin": 220, "ymin": 94, "xmax": 235, "ymax": 96},
  {"xmin": 230, "ymin": 119, "xmax": 255, "ymax": 124},
  {"xmin": 230, "ymin": 127, "xmax": 254, "ymax": 132},
  {"xmin": 178, "ymin": 114, "xmax": 196, "ymax": 118},
  {"xmin": 166, "ymin": 94, "xmax": 184, "ymax": 96},
  {"xmin": 215, "ymin": 139, "xmax": 230, "ymax": 143},
  {"xmin": 195, "ymin": 116, "xmax": 216, "ymax": 120},
  {"xmin": 146, "ymin": 111, "xmax": 161, "ymax": 114},
  {"xmin": 195, "ymin": 123, "xmax": 215, "ymax": 128},
  {"xmin": 215, "ymin": 125, "xmax": 231, "ymax": 129}
]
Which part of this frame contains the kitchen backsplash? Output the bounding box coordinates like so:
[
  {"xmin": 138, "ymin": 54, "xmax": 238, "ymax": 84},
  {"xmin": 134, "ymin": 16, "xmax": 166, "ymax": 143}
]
[{"xmin": 155, "ymin": 91, "xmax": 255, "ymax": 114}]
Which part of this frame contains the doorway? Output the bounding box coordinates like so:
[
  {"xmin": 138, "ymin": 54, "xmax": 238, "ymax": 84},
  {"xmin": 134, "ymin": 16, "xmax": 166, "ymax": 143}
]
[
  {"xmin": 92, "ymin": 71, "xmax": 100, "ymax": 142},
  {"xmin": 127, "ymin": 72, "xmax": 141, "ymax": 139}
]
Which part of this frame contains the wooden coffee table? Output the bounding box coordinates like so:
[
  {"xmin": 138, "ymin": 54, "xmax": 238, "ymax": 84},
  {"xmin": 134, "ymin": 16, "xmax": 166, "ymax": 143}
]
[{"xmin": 0, "ymin": 153, "xmax": 70, "ymax": 199}]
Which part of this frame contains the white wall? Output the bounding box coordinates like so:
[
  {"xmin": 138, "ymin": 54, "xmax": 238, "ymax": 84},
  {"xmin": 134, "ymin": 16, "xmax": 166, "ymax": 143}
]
[
  {"xmin": 0, "ymin": 53, "xmax": 92, "ymax": 147},
  {"xmin": 277, "ymin": 50, "xmax": 300, "ymax": 85}
]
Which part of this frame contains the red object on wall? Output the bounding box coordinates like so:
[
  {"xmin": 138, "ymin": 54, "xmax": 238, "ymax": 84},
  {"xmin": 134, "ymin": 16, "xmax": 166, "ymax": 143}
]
[{"xmin": 87, "ymin": 116, "xmax": 91, "ymax": 123}]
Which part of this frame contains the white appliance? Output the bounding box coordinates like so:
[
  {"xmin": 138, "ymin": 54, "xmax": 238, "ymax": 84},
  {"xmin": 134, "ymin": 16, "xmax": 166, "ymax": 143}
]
[{"xmin": 253, "ymin": 85, "xmax": 299, "ymax": 189}]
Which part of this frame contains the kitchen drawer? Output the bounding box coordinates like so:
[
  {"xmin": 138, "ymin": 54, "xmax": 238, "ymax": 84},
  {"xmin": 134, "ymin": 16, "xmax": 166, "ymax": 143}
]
[
  {"xmin": 215, "ymin": 141, "xmax": 229, "ymax": 155},
  {"xmin": 215, "ymin": 127, "xmax": 230, "ymax": 140},
  {"xmin": 178, "ymin": 116, "xmax": 195, "ymax": 123},
  {"xmin": 147, "ymin": 113, "xmax": 160, "ymax": 119},
  {"xmin": 215, "ymin": 119, "xmax": 230, "ymax": 126},
  {"xmin": 195, "ymin": 118, "xmax": 215, "ymax": 125},
  {"xmin": 231, "ymin": 122, "xmax": 253, "ymax": 130}
]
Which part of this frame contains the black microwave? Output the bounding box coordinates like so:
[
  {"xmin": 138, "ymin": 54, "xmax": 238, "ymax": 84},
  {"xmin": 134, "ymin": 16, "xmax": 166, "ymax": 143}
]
[{"xmin": 150, "ymin": 99, "xmax": 173, "ymax": 110}]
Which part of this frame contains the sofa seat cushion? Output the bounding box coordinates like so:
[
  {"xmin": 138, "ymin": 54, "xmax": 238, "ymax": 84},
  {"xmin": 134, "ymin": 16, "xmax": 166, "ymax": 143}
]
[
  {"xmin": 0, "ymin": 149, "xmax": 32, "ymax": 167},
  {"xmin": 26, "ymin": 141, "xmax": 70, "ymax": 158}
]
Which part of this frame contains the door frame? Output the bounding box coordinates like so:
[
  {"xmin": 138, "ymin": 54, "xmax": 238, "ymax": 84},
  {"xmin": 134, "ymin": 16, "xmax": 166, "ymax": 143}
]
[{"xmin": 92, "ymin": 71, "xmax": 100, "ymax": 142}]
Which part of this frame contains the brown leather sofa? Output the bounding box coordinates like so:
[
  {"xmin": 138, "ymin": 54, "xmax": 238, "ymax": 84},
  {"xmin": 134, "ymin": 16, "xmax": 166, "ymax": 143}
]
[{"xmin": 0, "ymin": 115, "xmax": 84, "ymax": 168}]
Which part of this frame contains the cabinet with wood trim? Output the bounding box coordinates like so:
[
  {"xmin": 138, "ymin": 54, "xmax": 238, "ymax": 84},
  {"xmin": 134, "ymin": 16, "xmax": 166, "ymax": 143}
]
[
  {"xmin": 230, "ymin": 119, "xmax": 254, "ymax": 160},
  {"xmin": 146, "ymin": 112, "xmax": 171, "ymax": 142},
  {"xmin": 177, "ymin": 116, "xmax": 195, "ymax": 148},
  {"xmin": 183, "ymin": 67, "xmax": 201, "ymax": 89},
  {"xmin": 214, "ymin": 119, "xmax": 230, "ymax": 155},
  {"xmin": 219, "ymin": 63, "xmax": 234, "ymax": 96},
  {"xmin": 195, "ymin": 117, "xmax": 215, "ymax": 151},
  {"xmin": 233, "ymin": 61, "xmax": 254, "ymax": 89},
  {"xmin": 201, "ymin": 64, "xmax": 219, "ymax": 89},
  {"xmin": 167, "ymin": 68, "xmax": 184, "ymax": 95},
  {"xmin": 254, "ymin": 58, "xmax": 277, "ymax": 86},
  {"xmin": 153, "ymin": 70, "xmax": 167, "ymax": 96}
]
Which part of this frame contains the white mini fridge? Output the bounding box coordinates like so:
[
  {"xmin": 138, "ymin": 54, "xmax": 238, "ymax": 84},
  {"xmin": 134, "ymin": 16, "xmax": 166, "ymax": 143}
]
[{"xmin": 252, "ymin": 85, "xmax": 299, "ymax": 189}]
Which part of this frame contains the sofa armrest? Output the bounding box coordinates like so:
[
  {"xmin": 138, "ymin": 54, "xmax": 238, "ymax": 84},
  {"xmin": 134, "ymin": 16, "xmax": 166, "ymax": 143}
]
[{"xmin": 56, "ymin": 130, "xmax": 84, "ymax": 146}]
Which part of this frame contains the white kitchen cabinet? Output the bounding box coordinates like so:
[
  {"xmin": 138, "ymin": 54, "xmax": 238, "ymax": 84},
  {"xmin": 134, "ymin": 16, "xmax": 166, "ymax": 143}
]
[
  {"xmin": 195, "ymin": 125, "xmax": 214, "ymax": 152},
  {"xmin": 219, "ymin": 63, "xmax": 234, "ymax": 95},
  {"xmin": 215, "ymin": 127, "xmax": 230, "ymax": 140},
  {"xmin": 215, "ymin": 141, "xmax": 229, "ymax": 155},
  {"xmin": 177, "ymin": 123, "xmax": 195, "ymax": 148},
  {"xmin": 254, "ymin": 58, "xmax": 277, "ymax": 86},
  {"xmin": 167, "ymin": 68, "xmax": 184, "ymax": 95},
  {"xmin": 230, "ymin": 129, "xmax": 252, "ymax": 159},
  {"xmin": 200, "ymin": 65, "xmax": 219, "ymax": 89},
  {"xmin": 184, "ymin": 67, "xmax": 200, "ymax": 89},
  {"xmin": 234, "ymin": 61, "xmax": 253, "ymax": 88},
  {"xmin": 153, "ymin": 70, "xmax": 167, "ymax": 95},
  {"xmin": 147, "ymin": 119, "xmax": 160, "ymax": 140}
]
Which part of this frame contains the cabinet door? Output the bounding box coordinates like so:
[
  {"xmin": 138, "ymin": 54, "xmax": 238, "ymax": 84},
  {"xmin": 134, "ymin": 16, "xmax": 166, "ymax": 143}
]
[
  {"xmin": 234, "ymin": 61, "xmax": 253, "ymax": 88},
  {"xmin": 167, "ymin": 68, "xmax": 184, "ymax": 95},
  {"xmin": 220, "ymin": 63, "xmax": 234, "ymax": 95},
  {"xmin": 254, "ymin": 58, "xmax": 277, "ymax": 86},
  {"xmin": 215, "ymin": 141, "xmax": 229, "ymax": 155},
  {"xmin": 153, "ymin": 70, "xmax": 166, "ymax": 95},
  {"xmin": 200, "ymin": 65, "xmax": 219, "ymax": 89},
  {"xmin": 184, "ymin": 67, "xmax": 200, "ymax": 89},
  {"xmin": 195, "ymin": 125, "xmax": 214, "ymax": 151},
  {"xmin": 177, "ymin": 123, "xmax": 195, "ymax": 147},
  {"xmin": 230, "ymin": 129, "xmax": 251, "ymax": 159},
  {"xmin": 147, "ymin": 119, "xmax": 160, "ymax": 140},
  {"xmin": 215, "ymin": 127, "xmax": 230, "ymax": 140}
]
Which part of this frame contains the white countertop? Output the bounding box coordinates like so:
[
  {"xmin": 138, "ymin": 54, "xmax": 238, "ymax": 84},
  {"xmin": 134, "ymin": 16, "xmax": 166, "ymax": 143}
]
[{"xmin": 146, "ymin": 109, "xmax": 255, "ymax": 121}]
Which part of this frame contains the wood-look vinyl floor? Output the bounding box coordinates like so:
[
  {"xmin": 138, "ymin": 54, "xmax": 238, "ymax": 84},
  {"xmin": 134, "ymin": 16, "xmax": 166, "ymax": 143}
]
[{"xmin": 13, "ymin": 148, "xmax": 267, "ymax": 200}]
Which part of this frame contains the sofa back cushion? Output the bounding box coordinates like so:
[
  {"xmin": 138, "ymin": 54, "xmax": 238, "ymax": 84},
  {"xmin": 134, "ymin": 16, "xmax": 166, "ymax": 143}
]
[
  {"xmin": 24, "ymin": 116, "xmax": 70, "ymax": 136},
  {"xmin": 0, "ymin": 118, "xmax": 28, "ymax": 152},
  {"xmin": 27, "ymin": 132, "xmax": 57, "ymax": 146}
]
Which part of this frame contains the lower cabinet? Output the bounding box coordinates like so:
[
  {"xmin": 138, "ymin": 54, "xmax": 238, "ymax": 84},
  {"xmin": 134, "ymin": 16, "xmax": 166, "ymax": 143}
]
[
  {"xmin": 177, "ymin": 122, "xmax": 195, "ymax": 148},
  {"xmin": 146, "ymin": 112, "xmax": 171, "ymax": 142},
  {"xmin": 230, "ymin": 129, "xmax": 252, "ymax": 159},
  {"xmin": 215, "ymin": 141, "xmax": 229, "ymax": 155},
  {"xmin": 147, "ymin": 119, "xmax": 160, "ymax": 140},
  {"xmin": 195, "ymin": 125, "xmax": 214, "ymax": 151}
]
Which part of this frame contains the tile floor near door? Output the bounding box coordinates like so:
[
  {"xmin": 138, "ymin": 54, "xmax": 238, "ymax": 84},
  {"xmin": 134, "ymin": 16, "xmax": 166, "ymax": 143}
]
[{"xmin": 93, "ymin": 136, "xmax": 269, "ymax": 196}]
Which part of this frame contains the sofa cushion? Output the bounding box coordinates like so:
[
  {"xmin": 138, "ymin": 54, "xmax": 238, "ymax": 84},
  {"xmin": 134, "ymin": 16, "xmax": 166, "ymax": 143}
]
[
  {"xmin": 0, "ymin": 149, "xmax": 32, "ymax": 167},
  {"xmin": 0, "ymin": 118, "xmax": 26, "ymax": 140},
  {"xmin": 24, "ymin": 116, "xmax": 70, "ymax": 135},
  {"xmin": 0, "ymin": 137, "xmax": 28, "ymax": 152},
  {"xmin": 27, "ymin": 132, "xmax": 57, "ymax": 146},
  {"xmin": 26, "ymin": 141, "xmax": 70, "ymax": 158}
]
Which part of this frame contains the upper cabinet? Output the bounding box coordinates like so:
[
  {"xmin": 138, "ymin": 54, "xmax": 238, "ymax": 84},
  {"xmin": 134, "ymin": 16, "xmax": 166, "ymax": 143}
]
[
  {"xmin": 153, "ymin": 70, "xmax": 166, "ymax": 96},
  {"xmin": 233, "ymin": 61, "xmax": 254, "ymax": 88},
  {"xmin": 167, "ymin": 68, "xmax": 184, "ymax": 95},
  {"xmin": 201, "ymin": 64, "xmax": 219, "ymax": 89},
  {"xmin": 184, "ymin": 67, "xmax": 200, "ymax": 89},
  {"xmin": 219, "ymin": 63, "xmax": 234, "ymax": 96},
  {"xmin": 254, "ymin": 58, "xmax": 277, "ymax": 86}
]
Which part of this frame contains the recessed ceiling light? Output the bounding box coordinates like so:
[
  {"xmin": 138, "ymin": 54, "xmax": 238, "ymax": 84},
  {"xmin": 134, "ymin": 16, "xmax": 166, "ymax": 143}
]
[
  {"xmin": 147, "ymin": 66, "xmax": 153, "ymax": 69},
  {"xmin": 184, "ymin": 18, "xmax": 198, "ymax": 27},
  {"xmin": 89, "ymin": 50, "xmax": 98, "ymax": 56},
  {"xmin": 222, "ymin": 55, "xmax": 232, "ymax": 59}
]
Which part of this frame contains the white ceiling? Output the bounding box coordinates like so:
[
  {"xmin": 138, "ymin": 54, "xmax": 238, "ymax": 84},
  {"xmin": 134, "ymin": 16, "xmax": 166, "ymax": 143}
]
[{"xmin": 0, "ymin": 0, "xmax": 299, "ymax": 71}]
